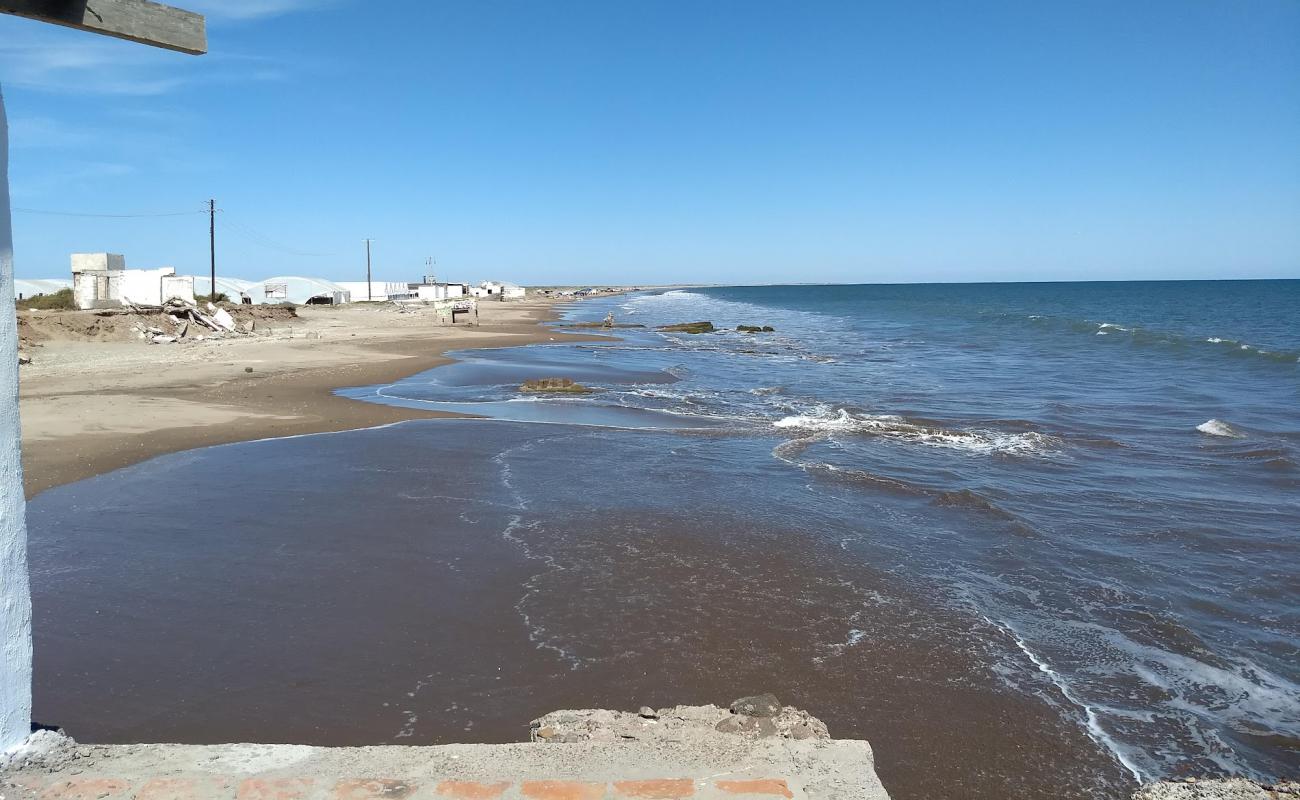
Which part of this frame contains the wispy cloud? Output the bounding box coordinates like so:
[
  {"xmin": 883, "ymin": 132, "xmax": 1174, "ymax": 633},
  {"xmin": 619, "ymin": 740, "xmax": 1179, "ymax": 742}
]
[
  {"xmin": 9, "ymin": 161, "xmax": 137, "ymax": 199},
  {"xmin": 8, "ymin": 115, "xmax": 94, "ymax": 149},
  {"xmin": 0, "ymin": 33, "xmax": 188, "ymax": 95},
  {"xmin": 0, "ymin": 27, "xmax": 295, "ymax": 96},
  {"xmin": 185, "ymin": 0, "xmax": 339, "ymax": 21}
]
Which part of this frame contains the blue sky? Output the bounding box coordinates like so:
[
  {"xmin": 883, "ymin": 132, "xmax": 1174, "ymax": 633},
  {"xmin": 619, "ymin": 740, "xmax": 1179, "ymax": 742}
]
[{"xmin": 1, "ymin": 0, "xmax": 1297, "ymax": 285}]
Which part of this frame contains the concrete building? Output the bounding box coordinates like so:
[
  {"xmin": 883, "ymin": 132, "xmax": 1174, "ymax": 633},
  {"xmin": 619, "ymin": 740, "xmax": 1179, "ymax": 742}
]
[
  {"xmin": 414, "ymin": 283, "xmax": 466, "ymax": 302},
  {"xmin": 13, "ymin": 278, "xmax": 71, "ymax": 300},
  {"xmin": 70, "ymin": 254, "xmax": 194, "ymax": 309},
  {"xmin": 499, "ymin": 282, "xmax": 526, "ymax": 301}
]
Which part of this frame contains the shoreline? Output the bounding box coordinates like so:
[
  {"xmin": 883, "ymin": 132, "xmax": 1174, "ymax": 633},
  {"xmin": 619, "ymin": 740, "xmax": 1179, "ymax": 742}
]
[{"xmin": 18, "ymin": 297, "xmax": 607, "ymax": 498}]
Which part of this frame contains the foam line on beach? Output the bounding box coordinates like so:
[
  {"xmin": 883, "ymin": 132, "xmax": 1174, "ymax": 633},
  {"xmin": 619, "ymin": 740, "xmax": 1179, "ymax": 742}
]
[{"xmin": 983, "ymin": 615, "xmax": 1146, "ymax": 784}]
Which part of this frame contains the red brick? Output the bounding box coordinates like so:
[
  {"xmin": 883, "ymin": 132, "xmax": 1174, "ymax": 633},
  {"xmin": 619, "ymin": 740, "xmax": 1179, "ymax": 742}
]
[
  {"xmin": 136, "ymin": 778, "xmax": 204, "ymax": 800},
  {"xmin": 237, "ymin": 779, "xmax": 314, "ymax": 800},
  {"xmin": 519, "ymin": 781, "xmax": 605, "ymax": 800},
  {"xmin": 612, "ymin": 779, "xmax": 695, "ymax": 798},
  {"xmin": 433, "ymin": 782, "xmax": 509, "ymax": 800},
  {"xmin": 39, "ymin": 778, "xmax": 132, "ymax": 800},
  {"xmin": 714, "ymin": 779, "xmax": 793, "ymax": 798},
  {"xmin": 334, "ymin": 780, "xmax": 414, "ymax": 800}
]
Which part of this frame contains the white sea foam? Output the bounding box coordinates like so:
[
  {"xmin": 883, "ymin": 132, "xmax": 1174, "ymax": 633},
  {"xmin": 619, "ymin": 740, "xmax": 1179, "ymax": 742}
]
[
  {"xmin": 774, "ymin": 407, "xmax": 1056, "ymax": 455},
  {"xmin": 985, "ymin": 617, "xmax": 1146, "ymax": 783},
  {"xmin": 1196, "ymin": 419, "xmax": 1246, "ymax": 438}
]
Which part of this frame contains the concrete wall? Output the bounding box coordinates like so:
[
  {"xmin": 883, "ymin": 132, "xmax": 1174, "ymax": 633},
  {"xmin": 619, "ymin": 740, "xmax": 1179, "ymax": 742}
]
[
  {"xmin": 0, "ymin": 87, "xmax": 34, "ymax": 752},
  {"xmin": 74, "ymin": 267, "xmax": 178, "ymax": 309},
  {"xmin": 415, "ymin": 284, "xmax": 466, "ymax": 301},
  {"xmin": 71, "ymin": 270, "xmax": 101, "ymax": 309},
  {"xmin": 71, "ymin": 253, "xmax": 124, "ymax": 272},
  {"xmin": 161, "ymin": 274, "xmax": 194, "ymax": 304},
  {"xmin": 118, "ymin": 268, "xmax": 175, "ymax": 306}
]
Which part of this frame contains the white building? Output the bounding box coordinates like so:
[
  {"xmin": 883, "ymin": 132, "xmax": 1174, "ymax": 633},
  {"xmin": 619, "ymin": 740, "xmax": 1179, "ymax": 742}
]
[
  {"xmin": 70, "ymin": 253, "xmax": 194, "ymax": 309},
  {"xmin": 337, "ymin": 281, "xmax": 414, "ymax": 302},
  {"xmin": 470, "ymin": 281, "xmax": 526, "ymax": 301},
  {"xmin": 415, "ymin": 283, "xmax": 466, "ymax": 301}
]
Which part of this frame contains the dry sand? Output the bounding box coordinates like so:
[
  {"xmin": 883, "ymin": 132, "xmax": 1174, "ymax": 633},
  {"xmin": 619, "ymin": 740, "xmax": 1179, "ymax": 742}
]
[{"xmin": 17, "ymin": 296, "xmax": 601, "ymax": 497}]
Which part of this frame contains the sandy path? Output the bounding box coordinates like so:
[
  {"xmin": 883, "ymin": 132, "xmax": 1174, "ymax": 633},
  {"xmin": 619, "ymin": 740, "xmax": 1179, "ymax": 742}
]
[{"xmin": 17, "ymin": 297, "xmax": 603, "ymax": 497}]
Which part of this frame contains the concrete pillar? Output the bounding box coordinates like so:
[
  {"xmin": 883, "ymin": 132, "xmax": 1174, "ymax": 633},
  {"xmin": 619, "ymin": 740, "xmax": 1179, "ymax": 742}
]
[{"xmin": 0, "ymin": 85, "xmax": 34, "ymax": 752}]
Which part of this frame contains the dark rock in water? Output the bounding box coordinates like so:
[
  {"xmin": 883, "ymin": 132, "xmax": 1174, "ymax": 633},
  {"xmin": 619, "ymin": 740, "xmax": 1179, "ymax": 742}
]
[
  {"xmin": 519, "ymin": 377, "xmax": 595, "ymax": 393},
  {"xmin": 762, "ymin": 326, "xmax": 775, "ymax": 332},
  {"xmin": 737, "ymin": 325, "xmax": 776, "ymax": 333},
  {"xmin": 730, "ymin": 693, "xmax": 782, "ymax": 717},
  {"xmin": 656, "ymin": 321, "xmax": 715, "ymax": 334}
]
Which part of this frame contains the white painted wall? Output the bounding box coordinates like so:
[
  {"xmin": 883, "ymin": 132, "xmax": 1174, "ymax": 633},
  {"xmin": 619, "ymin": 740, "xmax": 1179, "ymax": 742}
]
[
  {"xmin": 0, "ymin": 87, "xmax": 34, "ymax": 752},
  {"xmin": 415, "ymin": 284, "xmax": 467, "ymax": 301},
  {"xmin": 118, "ymin": 268, "xmax": 176, "ymax": 306},
  {"xmin": 160, "ymin": 274, "xmax": 194, "ymax": 304}
]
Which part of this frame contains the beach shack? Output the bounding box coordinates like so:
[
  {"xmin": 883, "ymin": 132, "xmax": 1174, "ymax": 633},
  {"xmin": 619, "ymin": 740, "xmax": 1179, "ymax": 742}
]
[{"xmin": 70, "ymin": 253, "xmax": 195, "ymax": 309}]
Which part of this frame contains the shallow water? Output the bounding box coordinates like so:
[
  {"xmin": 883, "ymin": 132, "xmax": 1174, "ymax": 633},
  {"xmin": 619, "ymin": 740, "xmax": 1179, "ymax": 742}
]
[{"xmin": 28, "ymin": 281, "xmax": 1300, "ymax": 799}]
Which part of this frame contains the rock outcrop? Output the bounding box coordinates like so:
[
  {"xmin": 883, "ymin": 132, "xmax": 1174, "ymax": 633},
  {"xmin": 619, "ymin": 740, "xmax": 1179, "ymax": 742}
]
[
  {"xmin": 656, "ymin": 321, "xmax": 716, "ymax": 334},
  {"xmin": 519, "ymin": 377, "xmax": 595, "ymax": 393},
  {"xmin": 736, "ymin": 325, "xmax": 776, "ymax": 333}
]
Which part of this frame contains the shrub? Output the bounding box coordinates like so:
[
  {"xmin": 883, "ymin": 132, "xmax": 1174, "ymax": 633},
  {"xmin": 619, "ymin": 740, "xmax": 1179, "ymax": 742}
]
[{"xmin": 16, "ymin": 288, "xmax": 76, "ymax": 310}]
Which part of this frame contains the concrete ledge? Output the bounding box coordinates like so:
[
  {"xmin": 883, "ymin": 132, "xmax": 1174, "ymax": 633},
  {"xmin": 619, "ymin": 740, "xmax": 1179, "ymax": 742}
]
[{"xmin": 0, "ymin": 707, "xmax": 891, "ymax": 800}]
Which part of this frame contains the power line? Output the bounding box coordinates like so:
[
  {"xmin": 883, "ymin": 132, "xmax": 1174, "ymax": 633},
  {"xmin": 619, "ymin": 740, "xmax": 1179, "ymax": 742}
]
[
  {"xmin": 12, "ymin": 207, "xmax": 205, "ymax": 218},
  {"xmin": 219, "ymin": 213, "xmax": 336, "ymax": 258}
]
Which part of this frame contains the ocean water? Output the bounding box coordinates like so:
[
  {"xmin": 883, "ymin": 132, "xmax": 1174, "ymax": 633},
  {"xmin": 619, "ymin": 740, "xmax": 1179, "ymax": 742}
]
[{"xmin": 27, "ymin": 281, "xmax": 1299, "ymax": 799}]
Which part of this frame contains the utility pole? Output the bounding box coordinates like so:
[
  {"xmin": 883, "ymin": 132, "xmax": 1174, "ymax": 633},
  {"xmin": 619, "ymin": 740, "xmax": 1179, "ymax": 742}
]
[
  {"xmin": 208, "ymin": 198, "xmax": 215, "ymax": 301},
  {"xmin": 364, "ymin": 239, "xmax": 373, "ymax": 300}
]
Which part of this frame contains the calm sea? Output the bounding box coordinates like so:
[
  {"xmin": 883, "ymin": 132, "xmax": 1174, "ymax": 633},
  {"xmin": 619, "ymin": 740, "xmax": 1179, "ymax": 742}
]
[{"xmin": 28, "ymin": 281, "xmax": 1299, "ymax": 799}]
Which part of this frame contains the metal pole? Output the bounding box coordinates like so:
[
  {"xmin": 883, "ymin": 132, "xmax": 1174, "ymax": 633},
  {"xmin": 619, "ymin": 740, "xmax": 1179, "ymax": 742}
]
[{"xmin": 208, "ymin": 198, "xmax": 215, "ymax": 301}]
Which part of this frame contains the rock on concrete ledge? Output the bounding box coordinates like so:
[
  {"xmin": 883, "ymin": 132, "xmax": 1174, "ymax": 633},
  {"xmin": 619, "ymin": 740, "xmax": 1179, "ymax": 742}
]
[{"xmin": 531, "ymin": 701, "xmax": 829, "ymax": 744}]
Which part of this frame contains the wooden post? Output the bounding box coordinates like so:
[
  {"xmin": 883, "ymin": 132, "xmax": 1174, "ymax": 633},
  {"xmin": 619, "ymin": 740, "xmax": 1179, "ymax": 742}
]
[{"xmin": 0, "ymin": 0, "xmax": 206, "ymax": 54}]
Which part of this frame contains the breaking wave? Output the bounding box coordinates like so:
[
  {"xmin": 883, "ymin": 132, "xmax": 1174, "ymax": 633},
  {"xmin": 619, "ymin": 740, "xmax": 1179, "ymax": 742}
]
[
  {"xmin": 774, "ymin": 407, "xmax": 1057, "ymax": 455},
  {"xmin": 1197, "ymin": 419, "xmax": 1247, "ymax": 439}
]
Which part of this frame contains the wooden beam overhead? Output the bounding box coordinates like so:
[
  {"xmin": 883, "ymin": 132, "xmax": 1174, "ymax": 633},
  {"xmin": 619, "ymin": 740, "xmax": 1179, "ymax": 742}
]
[{"xmin": 1, "ymin": 0, "xmax": 206, "ymax": 54}]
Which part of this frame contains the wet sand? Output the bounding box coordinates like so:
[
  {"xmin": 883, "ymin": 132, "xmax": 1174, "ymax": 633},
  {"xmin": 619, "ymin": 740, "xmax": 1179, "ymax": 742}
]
[
  {"xmin": 26, "ymin": 420, "xmax": 1134, "ymax": 800},
  {"xmin": 17, "ymin": 297, "xmax": 605, "ymax": 497}
]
